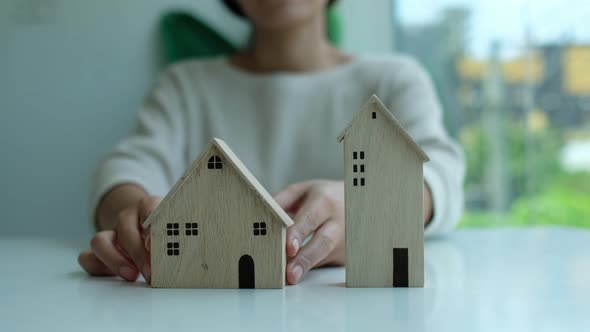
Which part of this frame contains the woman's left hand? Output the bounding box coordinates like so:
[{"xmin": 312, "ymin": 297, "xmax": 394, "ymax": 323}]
[{"xmin": 273, "ymin": 180, "xmax": 346, "ymax": 285}]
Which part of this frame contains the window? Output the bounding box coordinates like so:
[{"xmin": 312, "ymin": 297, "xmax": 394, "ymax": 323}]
[
  {"xmin": 372, "ymin": 111, "xmax": 377, "ymax": 119},
  {"xmin": 353, "ymin": 151, "xmax": 366, "ymax": 187},
  {"xmin": 167, "ymin": 242, "xmax": 179, "ymax": 256},
  {"xmin": 167, "ymin": 223, "xmax": 179, "ymax": 236},
  {"xmin": 396, "ymin": 1, "xmax": 590, "ymax": 229},
  {"xmin": 207, "ymin": 155, "xmax": 223, "ymax": 169},
  {"xmin": 185, "ymin": 223, "xmax": 198, "ymax": 236},
  {"xmin": 253, "ymin": 222, "xmax": 267, "ymax": 236}
]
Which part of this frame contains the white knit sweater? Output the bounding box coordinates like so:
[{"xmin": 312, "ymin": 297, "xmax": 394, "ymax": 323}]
[{"xmin": 91, "ymin": 55, "xmax": 465, "ymax": 236}]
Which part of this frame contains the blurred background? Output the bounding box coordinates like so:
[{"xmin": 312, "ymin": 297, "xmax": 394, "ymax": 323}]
[
  {"xmin": 0, "ymin": 0, "xmax": 588, "ymax": 238},
  {"xmin": 393, "ymin": 0, "xmax": 590, "ymax": 229}
]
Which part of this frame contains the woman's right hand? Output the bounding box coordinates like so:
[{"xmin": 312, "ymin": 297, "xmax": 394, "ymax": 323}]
[{"xmin": 78, "ymin": 195, "xmax": 161, "ymax": 284}]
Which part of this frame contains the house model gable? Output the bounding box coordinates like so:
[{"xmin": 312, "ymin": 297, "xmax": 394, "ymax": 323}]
[
  {"xmin": 337, "ymin": 94, "xmax": 430, "ymax": 163},
  {"xmin": 143, "ymin": 138, "xmax": 293, "ymax": 230}
]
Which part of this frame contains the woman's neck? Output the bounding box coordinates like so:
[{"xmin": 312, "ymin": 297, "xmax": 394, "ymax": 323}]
[{"xmin": 232, "ymin": 15, "xmax": 350, "ymax": 73}]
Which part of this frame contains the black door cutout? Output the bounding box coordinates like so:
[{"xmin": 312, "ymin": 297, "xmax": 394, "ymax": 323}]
[
  {"xmin": 239, "ymin": 255, "xmax": 255, "ymax": 289},
  {"xmin": 393, "ymin": 248, "xmax": 409, "ymax": 287}
]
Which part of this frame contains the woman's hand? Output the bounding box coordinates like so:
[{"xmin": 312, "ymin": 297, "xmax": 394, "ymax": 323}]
[
  {"xmin": 274, "ymin": 180, "xmax": 346, "ymax": 285},
  {"xmin": 78, "ymin": 194, "xmax": 161, "ymax": 284},
  {"xmin": 274, "ymin": 180, "xmax": 434, "ymax": 285}
]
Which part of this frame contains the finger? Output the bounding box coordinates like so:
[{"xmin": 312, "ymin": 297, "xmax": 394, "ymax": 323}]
[
  {"xmin": 90, "ymin": 230, "xmax": 139, "ymax": 282},
  {"xmin": 286, "ymin": 220, "xmax": 341, "ymax": 285},
  {"xmin": 286, "ymin": 191, "xmax": 331, "ymax": 258},
  {"xmin": 273, "ymin": 181, "xmax": 314, "ymax": 212},
  {"xmin": 116, "ymin": 209, "xmax": 151, "ymax": 284},
  {"xmin": 78, "ymin": 249, "xmax": 115, "ymax": 276}
]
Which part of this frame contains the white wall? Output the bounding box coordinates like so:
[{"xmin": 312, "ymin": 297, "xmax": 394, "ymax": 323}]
[{"xmin": 0, "ymin": 0, "xmax": 393, "ymax": 238}]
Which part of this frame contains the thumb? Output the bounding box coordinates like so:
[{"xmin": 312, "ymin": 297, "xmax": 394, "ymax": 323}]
[
  {"xmin": 138, "ymin": 196, "xmax": 160, "ymax": 253},
  {"xmin": 144, "ymin": 232, "xmax": 151, "ymax": 253},
  {"xmin": 273, "ymin": 181, "xmax": 314, "ymax": 212},
  {"xmin": 138, "ymin": 196, "xmax": 162, "ymax": 222}
]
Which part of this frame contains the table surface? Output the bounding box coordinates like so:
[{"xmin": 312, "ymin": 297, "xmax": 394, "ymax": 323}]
[{"xmin": 1, "ymin": 227, "xmax": 589, "ymax": 332}]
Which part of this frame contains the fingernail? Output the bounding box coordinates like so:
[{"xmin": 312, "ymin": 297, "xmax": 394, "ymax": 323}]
[
  {"xmin": 119, "ymin": 266, "xmax": 136, "ymax": 281},
  {"xmin": 292, "ymin": 265, "xmax": 303, "ymax": 283},
  {"xmin": 291, "ymin": 238, "xmax": 300, "ymax": 256},
  {"xmin": 142, "ymin": 264, "xmax": 151, "ymax": 284}
]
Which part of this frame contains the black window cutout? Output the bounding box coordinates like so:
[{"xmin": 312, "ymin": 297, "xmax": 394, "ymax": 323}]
[
  {"xmin": 353, "ymin": 178, "xmax": 358, "ymax": 186},
  {"xmin": 253, "ymin": 222, "xmax": 267, "ymax": 236},
  {"xmin": 207, "ymin": 156, "xmax": 223, "ymax": 169},
  {"xmin": 353, "ymin": 151, "xmax": 358, "ymax": 160},
  {"xmin": 167, "ymin": 242, "xmax": 180, "ymax": 256},
  {"xmin": 261, "ymin": 222, "xmax": 267, "ymax": 236},
  {"xmin": 167, "ymin": 223, "xmax": 179, "ymax": 236},
  {"xmin": 372, "ymin": 112, "xmax": 376, "ymax": 119},
  {"xmin": 360, "ymin": 178, "xmax": 366, "ymax": 186},
  {"xmin": 185, "ymin": 223, "xmax": 199, "ymax": 236},
  {"xmin": 353, "ymin": 165, "xmax": 358, "ymax": 173},
  {"xmin": 360, "ymin": 165, "xmax": 365, "ymax": 173},
  {"xmin": 360, "ymin": 152, "xmax": 365, "ymax": 160}
]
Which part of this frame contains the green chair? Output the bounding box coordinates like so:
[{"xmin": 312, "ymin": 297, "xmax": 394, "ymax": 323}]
[{"xmin": 160, "ymin": 9, "xmax": 343, "ymax": 65}]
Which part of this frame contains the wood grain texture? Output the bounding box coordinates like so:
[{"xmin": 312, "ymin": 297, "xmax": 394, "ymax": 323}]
[
  {"xmin": 341, "ymin": 95, "xmax": 426, "ymax": 288},
  {"xmin": 146, "ymin": 139, "xmax": 290, "ymax": 289}
]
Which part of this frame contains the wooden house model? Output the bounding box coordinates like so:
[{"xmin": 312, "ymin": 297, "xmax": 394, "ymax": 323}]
[
  {"xmin": 142, "ymin": 138, "xmax": 293, "ymax": 289},
  {"xmin": 337, "ymin": 95, "xmax": 429, "ymax": 288}
]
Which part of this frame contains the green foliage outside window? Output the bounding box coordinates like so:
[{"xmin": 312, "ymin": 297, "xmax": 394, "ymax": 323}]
[{"xmin": 460, "ymin": 121, "xmax": 590, "ymax": 229}]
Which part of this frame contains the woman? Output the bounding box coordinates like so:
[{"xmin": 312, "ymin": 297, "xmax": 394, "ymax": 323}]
[{"xmin": 78, "ymin": 0, "xmax": 465, "ymax": 285}]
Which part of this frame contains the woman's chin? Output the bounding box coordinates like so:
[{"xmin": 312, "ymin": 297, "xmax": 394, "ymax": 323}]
[{"xmin": 245, "ymin": 1, "xmax": 324, "ymax": 30}]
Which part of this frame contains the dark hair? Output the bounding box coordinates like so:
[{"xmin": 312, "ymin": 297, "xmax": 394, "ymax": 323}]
[{"xmin": 222, "ymin": 0, "xmax": 338, "ymax": 18}]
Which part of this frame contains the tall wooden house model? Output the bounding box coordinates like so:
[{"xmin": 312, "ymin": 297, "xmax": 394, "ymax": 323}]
[
  {"xmin": 338, "ymin": 95, "xmax": 429, "ymax": 288},
  {"xmin": 143, "ymin": 138, "xmax": 293, "ymax": 289}
]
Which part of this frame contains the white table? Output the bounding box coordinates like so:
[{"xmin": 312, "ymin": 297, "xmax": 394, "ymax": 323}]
[{"xmin": 1, "ymin": 227, "xmax": 589, "ymax": 332}]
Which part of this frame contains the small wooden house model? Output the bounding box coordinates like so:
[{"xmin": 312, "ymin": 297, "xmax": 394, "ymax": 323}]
[
  {"xmin": 337, "ymin": 95, "xmax": 429, "ymax": 288},
  {"xmin": 143, "ymin": 138, "xmax": 293, "ymax": 289}
]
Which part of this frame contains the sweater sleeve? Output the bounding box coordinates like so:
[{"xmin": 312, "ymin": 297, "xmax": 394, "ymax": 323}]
[
  {"xmin": 89, "ymin": 68, "xmax": 188, "ymax": 223},
  {"xmin": 377, "ymin": 57, "xmax": 466, "ymax": 236}
]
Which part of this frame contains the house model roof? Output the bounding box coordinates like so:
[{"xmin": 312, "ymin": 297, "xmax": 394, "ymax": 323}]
[
  {"xmin": 142, "ymin": 138, "xmax": 294, "ymax": 229},
  {"xmin": 337, "ymin": 94, "xmax": 430, "ymax": 162}
]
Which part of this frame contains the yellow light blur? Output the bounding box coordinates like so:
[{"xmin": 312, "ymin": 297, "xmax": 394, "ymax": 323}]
[
  {"xmin": 527, "ymin": 109, "xmax": 548, "ymax": 132},
  {"xmin": 564, "ymin": 46, "xmax": 590, "ymax": 95}
]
